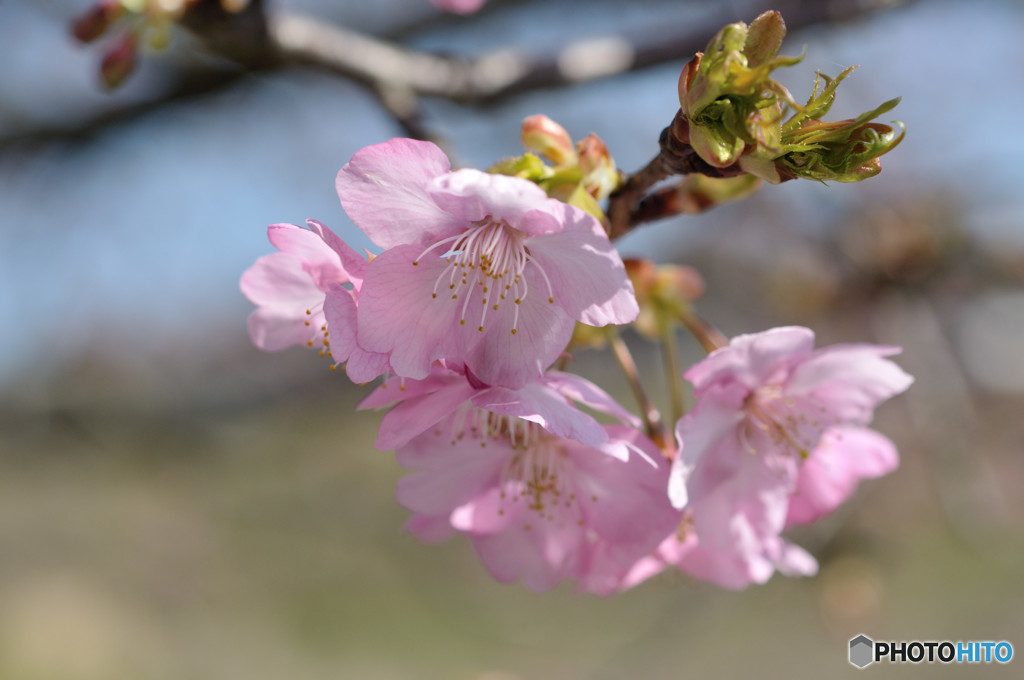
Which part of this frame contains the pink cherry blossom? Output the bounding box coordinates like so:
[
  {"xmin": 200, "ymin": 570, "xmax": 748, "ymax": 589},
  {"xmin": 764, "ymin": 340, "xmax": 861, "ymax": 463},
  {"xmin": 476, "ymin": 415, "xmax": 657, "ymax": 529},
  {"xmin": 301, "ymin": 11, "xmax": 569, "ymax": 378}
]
[
  {"xmin": 786, "ymin": 425, "xmax": 898, "ymax": 526},
  {"xmin": 398, "ymin": 418, "xmax": 679, "ymax": 592},
  {"xmin": 240, "ymin": 219, "xmax": 388, "ymax": 382},
  {"xmin": 360, "ymin": 363, "xmax": 677, "ymax": 591},
  {"xmin": 359, "ymin": 362, "xmax": 642, "ymax": 459},
  {"xmin": 616, "ymin": 522, "xmax": 819, "ymax": 591},
  {"xmin": 656, "ymin": 326, "xmax": 912, "ymax": 588},
  {"xmin": 337, "ymin": 138, "xmax": 638, "ymax": 389}
]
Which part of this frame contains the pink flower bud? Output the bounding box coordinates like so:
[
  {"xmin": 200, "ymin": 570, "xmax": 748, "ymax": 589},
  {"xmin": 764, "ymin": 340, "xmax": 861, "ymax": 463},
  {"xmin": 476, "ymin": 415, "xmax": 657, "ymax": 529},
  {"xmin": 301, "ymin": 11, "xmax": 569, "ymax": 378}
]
[
  {"xmin": 577, "ymin": 133, "xmax": 618, "ymax": 199},
  {"xmin": 654, "ymin": 263, "xmax": 705, "ymax": 303},
  {"xmin": 521, "ymin": 115, "xmax": 577, "ymax": 166}
]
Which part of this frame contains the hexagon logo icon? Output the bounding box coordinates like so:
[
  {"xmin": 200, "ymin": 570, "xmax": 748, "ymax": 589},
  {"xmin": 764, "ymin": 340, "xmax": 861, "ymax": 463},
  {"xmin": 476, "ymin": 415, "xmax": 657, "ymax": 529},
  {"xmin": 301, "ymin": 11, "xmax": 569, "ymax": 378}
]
[{"xmin": 849, "ymin": 634, "xmax": 874, "ymax": 669}]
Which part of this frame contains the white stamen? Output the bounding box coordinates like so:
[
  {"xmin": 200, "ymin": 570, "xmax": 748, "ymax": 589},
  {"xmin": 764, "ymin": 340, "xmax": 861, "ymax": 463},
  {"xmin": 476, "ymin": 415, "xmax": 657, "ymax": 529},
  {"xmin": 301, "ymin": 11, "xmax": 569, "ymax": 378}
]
[
  {"xmin": 418, "ymin": 220, "xmax": 551, "ymax": 332},
  {"xmin": 413, "ymin": 233, "xmax": 463, "ymax": 264}
]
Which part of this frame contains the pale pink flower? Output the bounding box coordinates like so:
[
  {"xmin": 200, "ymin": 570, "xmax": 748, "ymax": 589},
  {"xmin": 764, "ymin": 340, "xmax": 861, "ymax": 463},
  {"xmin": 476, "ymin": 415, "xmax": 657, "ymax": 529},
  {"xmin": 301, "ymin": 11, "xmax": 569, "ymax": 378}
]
[
  {"xmin": 656, "ymin": 326, "xmax": 912, "ymax": 588},
  {"xmin": 359, "ymin": 362, "xmax": 641, "ymax": 458},
  {"xmin": 398, "ymin": 419, "xmax": 678, "ymax": 592},
  {"xmin": 616, "ymin": 523, "xmax": 818, "ymax": 591},
  {"xmin": 786, "ymin": 425, "xmax": 898, "ymax": 525},
  {"xmin": 431, "ymin": 0, "xmax": 486, "ymax": 14},
  {"xmin": 240, "ymin": 219, "xmax": 388, "ymax": 382},
  {"xmin": 337, "ymin": 138, "xmax": 638, "ymax": 389},
  {"xmin": 362, "ymin": 363, "xmax": 677, "ymax": 591}
]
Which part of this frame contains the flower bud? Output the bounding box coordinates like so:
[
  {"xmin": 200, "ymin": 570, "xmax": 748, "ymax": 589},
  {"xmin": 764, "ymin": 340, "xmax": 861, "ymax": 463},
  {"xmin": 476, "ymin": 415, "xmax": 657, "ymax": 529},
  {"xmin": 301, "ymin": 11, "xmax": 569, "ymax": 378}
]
[
  {"xmin": 70, "ymin": 1, "xmax": 126, "ymax": 43},
  {"xmin": 522, "ymin": 115, "xmax": 577, "ymax": 166},
  {"xmin": 779, "ymin": 115, "xmax": 904, "ymax": 183},
  {"xmin": 677, "ymin": 11, "xmax": 801, "ymax": 169},
  {"xmin": 678, "ymin": 13, "xmax": 903, "ymax": 184},
  {"xmin": 100, "ymin": 35, "xmax": 137, "ymax": 89},
  {"xmin": 625, "ymin": 259, "xmax": 705, "ymax": 340},
  {"xmin": 577, "ymin": 134, "xmax": 619, "ymax": 200}
]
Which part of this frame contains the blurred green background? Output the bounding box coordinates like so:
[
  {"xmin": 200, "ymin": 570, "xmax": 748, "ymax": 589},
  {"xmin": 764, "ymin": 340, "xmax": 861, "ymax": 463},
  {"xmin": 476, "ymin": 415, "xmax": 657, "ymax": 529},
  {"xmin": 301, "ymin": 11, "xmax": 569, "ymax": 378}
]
[{"xmin": 2, "ymin": 0, "xmax": 1023, "ymax": 678}]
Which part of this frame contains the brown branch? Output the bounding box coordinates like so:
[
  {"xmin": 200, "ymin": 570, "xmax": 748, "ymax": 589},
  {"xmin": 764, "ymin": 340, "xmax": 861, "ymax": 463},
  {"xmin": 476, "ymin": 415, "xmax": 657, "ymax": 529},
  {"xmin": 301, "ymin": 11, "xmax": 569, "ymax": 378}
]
[
  {"xmin": 607, "ymin": 112, "xmax": 748, "ymax": 239},
  {"xmin": 2, "ymin": 0, "xmax": 912, "ymax": 149}
]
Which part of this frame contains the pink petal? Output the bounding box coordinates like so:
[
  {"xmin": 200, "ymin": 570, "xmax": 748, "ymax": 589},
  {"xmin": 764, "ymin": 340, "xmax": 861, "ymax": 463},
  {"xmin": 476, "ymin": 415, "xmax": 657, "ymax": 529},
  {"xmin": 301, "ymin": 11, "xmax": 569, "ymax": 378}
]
[
  {"xmin": 358, "ymin": 366, "xmax": 465, "ymax": 411},
  {"xmin": 785, "ymin": 344, "xmax": 914, "ymax": 425},
  {"xmin": 357, "ymin": 243, "xmax": 476, "ymax": 380},
  {"xmin": 772, "ymin": 540, "xmax": 819, "ymax": 577},
  {"xmin": 267, "ymin": 223, "xmax": 349, "ymax": 291},
  {"xmin": 375, "ymin": 380, "xmax": 477, "ymax": 450},
  {"xmin": 246, "ymin": 307, "xmax": 315, "ymax": 352},
  {"xmin": 468, "ymin": 493, "xmax": 584, "ymax": 591},
  {"xmin": 473, "ymin": 382, "xmax": 608, "ymax": 447},
  {"xmin": 571, "ymin": 429, "xmax": 681, "ymax": 546},
  {"xmin": 685, "ymin": 326, "xmax": 816, "ymax": 394},
  {"xmin": 786, "ymin": 426, "xmax": 899, "ymax": 525},
  {"xmin": 395, "ymin": 427, "xmax": 510, "ymax": 514},
  {"xmin": 687, "ymin": 447, "xmax": 794, "ymax": 556},
  {"xmin": 404, "ymin": 514, "xmax": 455, "ymax": 543},
  {"xmin": 458, "ymin": 270, "xmax": 575, "ymax": 388},
  {"xmin": 670, "ymin": 383, "xmax": 748, "ymax": 508},
  {"xmin": 542, "ymin": 372, "xmax": 642, "ymax": 428},
  {"xmin": 336, "ymin": 138, "xmax": 462, "ymax": 249},
  {"xmin": 428, "ymin": 169, "xmax": 561, "ymax": 233},
  {"xmin": 323, "ymin": 287, "xmax": 359, "ymax": 361},
  {"xmin": 343, "ymin": 347, "xmax": 391, "ymax": 384},
  {"xmin": 676, "ymin": 538, "xmax": 776, "ymax": 589},
  {"xmin": 305, "ymin": 219, "xmax": 368, "ymax": 283},
  {"xmin": 396, "ymin": 455, "xmax": 504, "ymax": 517},
  {"xmin": 579, "ymin": 537, "xmax": 668, "ymax": 596},
  {"xmin": 613, "ymin": 534, "xmax": 690, "ymax": 592},
  {"xmin": 449, "ymin": 489, "xmax": 519, "ymax": 535},
  {"xmin": 525, "ymin": 215, "xmax": 639, "ymax": 326},
  {"xmin": 240, "ymin": 252, "xmax": 323, "ymax": 309},
  {"xmin": 322, "ymin": 287, "xmax": 389, "ymax": 383}
]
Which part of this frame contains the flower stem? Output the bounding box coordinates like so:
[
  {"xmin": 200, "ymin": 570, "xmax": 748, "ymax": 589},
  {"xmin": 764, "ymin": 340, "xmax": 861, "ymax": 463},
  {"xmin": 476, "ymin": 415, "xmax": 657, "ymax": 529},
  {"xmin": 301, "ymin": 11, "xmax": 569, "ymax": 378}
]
[
  {"xmin": 678, "ymin": 309, "xmax": 728, "ymax": 354},
  {"xmin": 605, "ymin": 327, "xmax": 667, "ymax": 448},
  {"xmin": 661, "ymin": 322, "xmax": 685, "ymax": 425}
]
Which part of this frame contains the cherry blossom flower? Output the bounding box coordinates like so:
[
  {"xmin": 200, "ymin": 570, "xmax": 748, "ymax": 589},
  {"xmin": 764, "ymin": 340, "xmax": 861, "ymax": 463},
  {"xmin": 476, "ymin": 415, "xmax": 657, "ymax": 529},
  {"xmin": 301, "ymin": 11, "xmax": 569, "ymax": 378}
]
[
  {"xmin": 359, "ymin": 362, "xmax": 640, "ymax": 458},
  {"xmin": 654, "ymin": 326, "xmax": 913, "ymax": 588},
  {"xmin": 240, "ymin": 219, "xmax": 388, "ymax": 382},
  {"xmin": 398, "ymin": 419, "xmax": 678, "ymax": 592},
  {"xmin": 359, "ymin": 362, "xmax": 677, "ymax": 591},
  {"xmin": 614, "ymin": 520, "xmax": 819, "ymax": 591},
  {"xmin": 336, "ymin": 138, "xmax": 638, "ymax": 389}
]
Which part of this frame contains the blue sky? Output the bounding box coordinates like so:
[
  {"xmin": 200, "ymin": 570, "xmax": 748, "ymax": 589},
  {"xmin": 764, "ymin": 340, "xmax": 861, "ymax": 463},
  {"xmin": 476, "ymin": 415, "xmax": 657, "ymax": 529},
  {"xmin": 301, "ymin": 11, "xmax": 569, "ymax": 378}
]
[{"xmin": 2, "ymin": 0, "xmax": 1022, "ymax": 386}]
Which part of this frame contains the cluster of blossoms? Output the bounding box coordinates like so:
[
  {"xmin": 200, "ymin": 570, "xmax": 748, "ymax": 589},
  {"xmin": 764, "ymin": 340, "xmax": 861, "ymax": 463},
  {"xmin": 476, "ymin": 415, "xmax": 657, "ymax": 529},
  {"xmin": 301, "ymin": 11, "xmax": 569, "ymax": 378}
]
[
  {"xmin": 241, "ymin": 129, "xmax": 912, "ymax": 592},
  {"xmin": 241, "ymin": 11, "xmax": 912, "ymax": 593}
]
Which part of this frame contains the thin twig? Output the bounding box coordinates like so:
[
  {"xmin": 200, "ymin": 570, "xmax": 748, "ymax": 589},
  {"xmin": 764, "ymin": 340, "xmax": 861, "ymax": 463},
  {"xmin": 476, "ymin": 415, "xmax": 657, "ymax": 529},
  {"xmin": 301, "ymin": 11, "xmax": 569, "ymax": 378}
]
[
  {"xmin": 677, "ymin": 310, "xmax": 728, "ymax": 354},
  {"xmin": 607, "ymin": 112, "xmax": 749, "ymax": 238},
  {"xmin": 661, "ymin": 322, "xmax": 685, "ymax": 426},
  {"xmin": 605, "ymin": 328, "xmax": 666, "ymax": 447}
]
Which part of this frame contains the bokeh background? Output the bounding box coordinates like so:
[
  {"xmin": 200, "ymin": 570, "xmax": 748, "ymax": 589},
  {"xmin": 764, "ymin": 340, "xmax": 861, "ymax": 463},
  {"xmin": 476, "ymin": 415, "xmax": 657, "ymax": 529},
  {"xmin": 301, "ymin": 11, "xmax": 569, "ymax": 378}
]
[{"xmin": 2, "ymin": 0, "xmax": 1023, "ymax": 678}]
